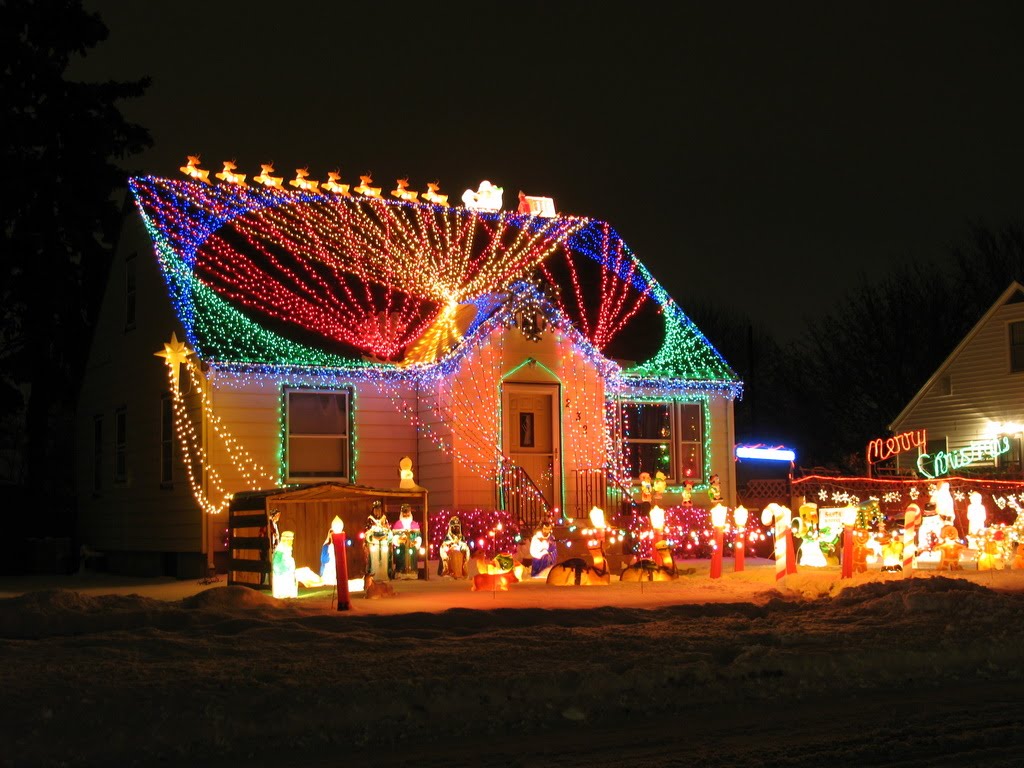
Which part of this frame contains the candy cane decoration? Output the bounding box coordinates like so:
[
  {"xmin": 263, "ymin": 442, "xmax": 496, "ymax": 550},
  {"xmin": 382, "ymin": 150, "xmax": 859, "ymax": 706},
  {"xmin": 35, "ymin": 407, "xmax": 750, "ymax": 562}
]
[
  {"xmin": 761, "ymin": 503, "xmax": 794, "ymax": 581},
  {"xmin": 903, "ymin": 503, "xmax": 920, "ymax": 575}
]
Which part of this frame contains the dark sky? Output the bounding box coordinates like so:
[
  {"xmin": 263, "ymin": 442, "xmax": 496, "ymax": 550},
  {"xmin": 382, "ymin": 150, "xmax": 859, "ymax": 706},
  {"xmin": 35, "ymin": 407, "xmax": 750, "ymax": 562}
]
[{"xmin": 71, "ymin": 1, "xmax": 1024, "ymax": 342}]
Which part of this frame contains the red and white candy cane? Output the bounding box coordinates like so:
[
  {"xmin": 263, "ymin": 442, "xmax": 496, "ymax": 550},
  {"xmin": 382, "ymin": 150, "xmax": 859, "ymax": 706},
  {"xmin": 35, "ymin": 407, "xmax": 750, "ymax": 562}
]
[
  {"xmin": 761, "ymin": 503, "xmax": 793, "ymax": 581},
  {"xmin": 903, "ymin": 503, "xmax": 920, "ymax": 574}
]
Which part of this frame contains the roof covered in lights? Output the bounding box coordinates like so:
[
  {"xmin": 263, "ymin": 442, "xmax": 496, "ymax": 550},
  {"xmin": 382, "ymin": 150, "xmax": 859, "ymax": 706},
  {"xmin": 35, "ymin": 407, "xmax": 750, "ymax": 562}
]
[{"xmin": 129, "ymin": 175, "xmax": 740, "ymax": 391}]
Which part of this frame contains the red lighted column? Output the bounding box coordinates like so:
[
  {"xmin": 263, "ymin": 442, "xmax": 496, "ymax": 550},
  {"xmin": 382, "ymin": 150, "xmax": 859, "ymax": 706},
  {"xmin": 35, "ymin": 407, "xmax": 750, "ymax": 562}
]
[
  {"xmin": 733, "ymin": 505, "xmax": 748, "ymax": 573},
  {"xmin": 841, "ymin": 506, "xmax": 856, "ymax": 580},
  {"xmin": 331, "ymin": 516, "xmax": 350, "ymax": 611},
  {"xmin": 710, "ymin": 504, "xmax": 727, "ymax": 579}
]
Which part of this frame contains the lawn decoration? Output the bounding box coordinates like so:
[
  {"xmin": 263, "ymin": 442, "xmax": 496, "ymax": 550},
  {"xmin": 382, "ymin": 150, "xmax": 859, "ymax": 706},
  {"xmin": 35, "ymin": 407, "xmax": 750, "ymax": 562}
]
[
  {"xmin": 793, "ymin": 502, "xmax": 831, "ymax": 567},
  {"xmin": 364, "ymin": 501, "xmax": 394, "ymax": 582},
  {"xmin": 761, "ymin": 503, "xmax": 796, "ymax": 580},
  {"xmin": 471, "ymin": 552, "xmax": 524, "ymax": 591},
  {"xmin": 621, "ymin": 506, "xmax": 682, "ymax": 581},
  {"xmin": 439, "ymin": 516, "xmax": 470, "ymax": 578},
  {"xmin": 289, "ymin": 168, "xmax": 319, "ymax": 193},
  {"xmin": 547, "ymin": 507, "xmax": 611, "ymax": 586},
  {"xmin": 937, "ymin": 524, "xmax": 965, "ymax": 571},
  {"xmin": 271, "ymin": 530, "xmax": 298, "ymax": 598},
  {"xmin": 903, "ymin": 502, "xmax": 921, "ymax": 573},
  {"xmin": 391, "ymin": 504, "xmax": 422, "ymax": 580},
  {"xmin": 529, "ymin": 520, "xmax": 558, "ymax": 577}
]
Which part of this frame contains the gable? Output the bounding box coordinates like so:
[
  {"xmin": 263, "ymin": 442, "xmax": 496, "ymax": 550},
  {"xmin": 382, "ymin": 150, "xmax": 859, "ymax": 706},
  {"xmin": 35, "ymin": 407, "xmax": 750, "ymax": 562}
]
[{"xmin": 890, "ymin": 280, "xmax": 1024, "ymax": 430}]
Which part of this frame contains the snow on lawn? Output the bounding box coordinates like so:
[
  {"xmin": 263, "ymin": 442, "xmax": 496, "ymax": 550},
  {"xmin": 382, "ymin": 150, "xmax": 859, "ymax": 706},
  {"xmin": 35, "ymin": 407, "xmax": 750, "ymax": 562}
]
[{"xmin": 2, "ymin": 562, "xmax": 1024, "ymax": 767}]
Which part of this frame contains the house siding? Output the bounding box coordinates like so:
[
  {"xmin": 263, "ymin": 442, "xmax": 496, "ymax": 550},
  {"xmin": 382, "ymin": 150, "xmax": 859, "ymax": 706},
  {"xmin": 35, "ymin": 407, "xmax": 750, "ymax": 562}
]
[
  {"xmin": 891, "ymin": 295, "xmax": 1024, "ymax": 470},
  {"xmin": 75, "ymin": 214, "xmax": 204, "ymax": 569}
]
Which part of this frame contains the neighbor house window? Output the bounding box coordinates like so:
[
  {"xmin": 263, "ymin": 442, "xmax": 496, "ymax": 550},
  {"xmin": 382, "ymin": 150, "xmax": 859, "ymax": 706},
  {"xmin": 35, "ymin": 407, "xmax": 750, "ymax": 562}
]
[
  {"xmin": 621, "ymin": 401, "xmax": 705, "ymax": 483},
  {"xmin": 93, "ymin": 415, "xmax": 103, "ymax": 493},
  {"xmin": 114, "ymin": 407, "xmax": 127, "ymax": 483},
  {"xmin": 1011, "ymin": 321, "xmax": 1024, "ymax": 372},
  {"xmin": 125, "ymin": 254, "xmax": 137, "ymax": 330},
  {"xmin": 160, "ymin": 393, "xmax": 173, "ymax": 485},
  {"xmin": 285, "ymin": 389, "xmax": 351, "ymax": 482}
]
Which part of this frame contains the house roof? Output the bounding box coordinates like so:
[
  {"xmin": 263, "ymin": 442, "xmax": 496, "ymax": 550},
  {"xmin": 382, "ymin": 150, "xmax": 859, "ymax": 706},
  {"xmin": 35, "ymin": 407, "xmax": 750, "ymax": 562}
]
[
  {"xmin": 130, "ymin": 176, "xmax": 739, "ymax": 390},
  {"xmin": 888, "ymin": 280, "xmax": 1024, "ymax": 429}
]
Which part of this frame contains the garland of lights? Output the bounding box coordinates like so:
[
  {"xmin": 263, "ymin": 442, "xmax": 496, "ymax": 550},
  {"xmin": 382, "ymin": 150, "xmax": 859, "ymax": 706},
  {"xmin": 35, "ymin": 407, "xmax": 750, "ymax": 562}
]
[{"xmin": 157, "ymin": 343, "xmax": 279, "ymax": 514}]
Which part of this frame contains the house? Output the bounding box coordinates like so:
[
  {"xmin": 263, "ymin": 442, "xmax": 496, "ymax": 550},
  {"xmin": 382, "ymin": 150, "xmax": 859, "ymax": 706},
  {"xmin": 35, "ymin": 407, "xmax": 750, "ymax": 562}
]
[
  {"xmin": 75, "ymin": 168, "xmax": 742, "ymax": 577},
  {"xmin": 888, "ymin": 281, "xmax": 1024, "ymax": 479}
]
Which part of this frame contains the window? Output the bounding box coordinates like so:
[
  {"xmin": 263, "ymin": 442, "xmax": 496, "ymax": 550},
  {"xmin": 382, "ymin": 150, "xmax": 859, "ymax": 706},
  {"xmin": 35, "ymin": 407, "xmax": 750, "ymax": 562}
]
[
  {"xmin": 1011, "ymin": 321, "xmax": 1024, "ymax": 372},
  {"xmin": 285, "ymin": 389, "xmax": 351, "ymax": 482},
  {"xmin": 160, "ymin": 394, "xmax": 174, "ymax": 485},
  {"xmin": 93, "ymin": 416, "xmax": 103, "ymax": 493},
  {"xmin": 125, "ymin": 254, "xmax": 137, "ymax": 330},
  {"xmin": 621, "ymin": 401, "xmax": 705, "ymax": 483},
  {"xmin": 114, "ymin": 407, "xmax": 127, "ymax": 483}
]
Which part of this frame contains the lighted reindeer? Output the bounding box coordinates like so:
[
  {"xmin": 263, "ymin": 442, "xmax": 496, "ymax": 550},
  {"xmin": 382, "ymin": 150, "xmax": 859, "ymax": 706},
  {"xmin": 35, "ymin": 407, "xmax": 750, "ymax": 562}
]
[
  {"xmin": 214, "ymin": 160, "xmax": 247, "ymax": 186},
  {"xmin": 289, "ymin": 168, "xmax": 319, "ymax": 193},
  {"xmin": 179, "ymin": 155, "xmax": 211, "ymax": 184},
  {"xmin": 354, "ymin": 173, "xmax": 382, "ymax": 197},
  {"xmin": 253, "ymin": 163, "xmax": 284, "ymax": 189},
  {"xmin": 391, "ymin": 177, "xmax": 419, "ymax": 202},
  {"xmin": 546, "ymin": 507, "xmax": 612, "ymax": 586},
  {"xmin": 422, "ymin": 181, "xmax": 449, "ymax": 206},
  {"xmin": 620, "ymin": 505, "xmax": 687, "ymax": 581},
  {"xmin": 323, "ymin": 171, "xmax": 350, "ymax": 195}
]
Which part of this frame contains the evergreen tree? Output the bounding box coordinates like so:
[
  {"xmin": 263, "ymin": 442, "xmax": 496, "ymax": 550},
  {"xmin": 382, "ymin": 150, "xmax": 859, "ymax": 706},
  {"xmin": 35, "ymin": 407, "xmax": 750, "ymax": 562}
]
[{"xmin": 0, "ymin": 0, "xmax": 150, "ymax": 496}]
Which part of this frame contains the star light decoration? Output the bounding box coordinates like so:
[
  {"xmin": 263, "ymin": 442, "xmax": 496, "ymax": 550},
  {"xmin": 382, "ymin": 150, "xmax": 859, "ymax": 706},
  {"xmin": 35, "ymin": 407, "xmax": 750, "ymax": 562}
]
[
  {"xmin": 155, "ymin": 332, "xmax": 278, "ymax": 514},
  {"xmin": 133, "ymin": 160, "xmax": 741, "ymax": 492}
]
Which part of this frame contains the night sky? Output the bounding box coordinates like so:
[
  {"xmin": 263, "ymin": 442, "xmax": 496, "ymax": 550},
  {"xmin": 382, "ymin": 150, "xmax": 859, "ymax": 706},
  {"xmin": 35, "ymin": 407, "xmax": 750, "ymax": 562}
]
[{"xmin": 71, "ymin": 1, "xmax": 1024, "ymax": 342}]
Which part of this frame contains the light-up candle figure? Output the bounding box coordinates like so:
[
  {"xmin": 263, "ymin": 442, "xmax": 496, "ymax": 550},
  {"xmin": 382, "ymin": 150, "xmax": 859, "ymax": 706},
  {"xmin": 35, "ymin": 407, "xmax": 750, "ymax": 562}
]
[
  {"xmin": 841, "ymin": 505, "xmax": 857, "ymax": 579},
  {"xmin": 709, "ymin": 503, "xmax": 727, "ymax": 579},
  {"xmin": 649, "ymin": 504, "xmax": 665, "ymax": 550},
  {"xmin": 588, "ymin": 506, "xmax": 608, "ymax": 572},
  {"xmin": 331, "ymin": 515, "xmax": 350, "ymax": 611},
  {"xmin": 733, "ymin": 505, "xmax": 748, "ymax": 572}
]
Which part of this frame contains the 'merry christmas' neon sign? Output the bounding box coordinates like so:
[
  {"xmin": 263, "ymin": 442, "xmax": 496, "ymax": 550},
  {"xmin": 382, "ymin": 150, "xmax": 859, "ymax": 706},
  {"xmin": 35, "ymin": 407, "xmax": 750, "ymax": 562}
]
[
  {"xmin": 917, "ymin": 436, "xmax": 1011, "ymax": 479},
  {"xmin": 866, "ymin": 429, "xmax": 927, "ymax": 465}
]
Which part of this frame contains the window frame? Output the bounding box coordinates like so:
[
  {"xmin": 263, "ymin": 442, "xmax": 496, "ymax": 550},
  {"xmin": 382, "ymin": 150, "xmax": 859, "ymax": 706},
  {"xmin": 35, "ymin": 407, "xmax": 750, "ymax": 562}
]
[
  {"xmin": 160, "ymin": 392, "xmax": 174, "ymax": 487},
  {"xmin": 620, "ymin": 399, "xmax": 706, "ymax": 485},
  {"xmin": 114, "ymin": 406, "xmax": 127, "ymax": 484},
  {"xmin": 1010, "ymin": 320, "xmax": 1024, "ymax": 373},
  {"xmin": 284, "ymin": 388, "xmax": 353, "ymax": 484}
]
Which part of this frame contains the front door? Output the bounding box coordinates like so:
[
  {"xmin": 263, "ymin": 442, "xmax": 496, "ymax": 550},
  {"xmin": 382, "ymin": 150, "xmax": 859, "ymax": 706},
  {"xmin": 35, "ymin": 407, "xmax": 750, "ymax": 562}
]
[{"xmin": 503, "ymin": 383, "xmax": 561, "ymax": 512}]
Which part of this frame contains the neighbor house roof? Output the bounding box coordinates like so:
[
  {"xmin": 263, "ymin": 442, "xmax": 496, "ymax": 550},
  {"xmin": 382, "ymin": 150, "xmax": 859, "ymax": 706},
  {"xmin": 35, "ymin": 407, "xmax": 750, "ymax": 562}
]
[
  {"xmin": 889, "ymin": 280, "xmax": 1024, "ymax": 429},
  {"xmin": 129, "ymin": 176, "xmax": 740, "ymax": 392}
]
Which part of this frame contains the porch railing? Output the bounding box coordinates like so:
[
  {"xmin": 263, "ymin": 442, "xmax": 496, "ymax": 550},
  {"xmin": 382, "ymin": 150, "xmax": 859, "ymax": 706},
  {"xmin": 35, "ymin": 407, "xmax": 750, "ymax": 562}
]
[
  {"xmin": 572, "ymin": 467, "xmax": 634, "ymax": 520},
  {"xmin": 498, "ymin": 461, "xmax": 553, "ymax": 530}
]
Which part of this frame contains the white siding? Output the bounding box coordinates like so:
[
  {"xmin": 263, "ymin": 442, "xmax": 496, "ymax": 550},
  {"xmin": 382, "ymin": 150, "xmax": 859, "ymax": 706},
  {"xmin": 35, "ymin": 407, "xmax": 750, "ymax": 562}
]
[{"xmin": 891, "ymin": 295, "xmax": 1024, "ymax": 467}]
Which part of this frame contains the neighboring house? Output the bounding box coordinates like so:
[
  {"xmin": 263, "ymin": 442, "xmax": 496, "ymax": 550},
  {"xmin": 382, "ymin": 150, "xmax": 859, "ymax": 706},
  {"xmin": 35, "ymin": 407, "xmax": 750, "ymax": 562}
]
[
  {"xmin": 888, "ymin": 281, "xmax": 1024, "ymax": 479},
  {"xmin": 75, "ymin": 169, "xmax": 742, "ymax": 577}
]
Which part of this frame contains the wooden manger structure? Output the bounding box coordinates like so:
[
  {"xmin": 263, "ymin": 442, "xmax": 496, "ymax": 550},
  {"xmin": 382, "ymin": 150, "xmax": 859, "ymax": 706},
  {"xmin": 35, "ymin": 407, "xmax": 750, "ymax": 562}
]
[{"xmin": 227, "ymin": 482, "xmax": 429, "ymax": 588}]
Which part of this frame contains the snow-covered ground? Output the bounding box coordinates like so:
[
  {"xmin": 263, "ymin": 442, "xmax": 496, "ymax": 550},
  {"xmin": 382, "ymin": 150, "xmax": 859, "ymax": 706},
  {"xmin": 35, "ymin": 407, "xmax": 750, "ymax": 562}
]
[{"xmin": 2, "ymin": 561, "xmax": 1024, "ymax": 767}]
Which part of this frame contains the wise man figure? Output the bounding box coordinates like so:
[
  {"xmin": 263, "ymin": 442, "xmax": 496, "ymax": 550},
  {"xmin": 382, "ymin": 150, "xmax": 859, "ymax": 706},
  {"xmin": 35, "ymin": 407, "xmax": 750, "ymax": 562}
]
[{"xmin": 391, "ymin": 504, "xmax": 422, "ymax": 580}]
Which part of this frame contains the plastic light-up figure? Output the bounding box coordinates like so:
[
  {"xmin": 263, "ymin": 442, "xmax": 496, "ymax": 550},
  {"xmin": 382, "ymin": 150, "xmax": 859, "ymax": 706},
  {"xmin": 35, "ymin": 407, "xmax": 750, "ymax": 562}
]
[{"xmin": 272, "ymin": 531, "xmax": 298, "ymax": 599}]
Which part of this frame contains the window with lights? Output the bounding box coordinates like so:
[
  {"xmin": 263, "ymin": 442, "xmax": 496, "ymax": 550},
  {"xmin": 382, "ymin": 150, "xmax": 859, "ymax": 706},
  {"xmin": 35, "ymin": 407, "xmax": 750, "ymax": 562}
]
[
  {"xmin": 285, "ymin": 389, "xmax": 352, "ymax": 482},
  {"xmin": 621, "ymin": 401, "xmax": 704, "ymax": 484}
]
